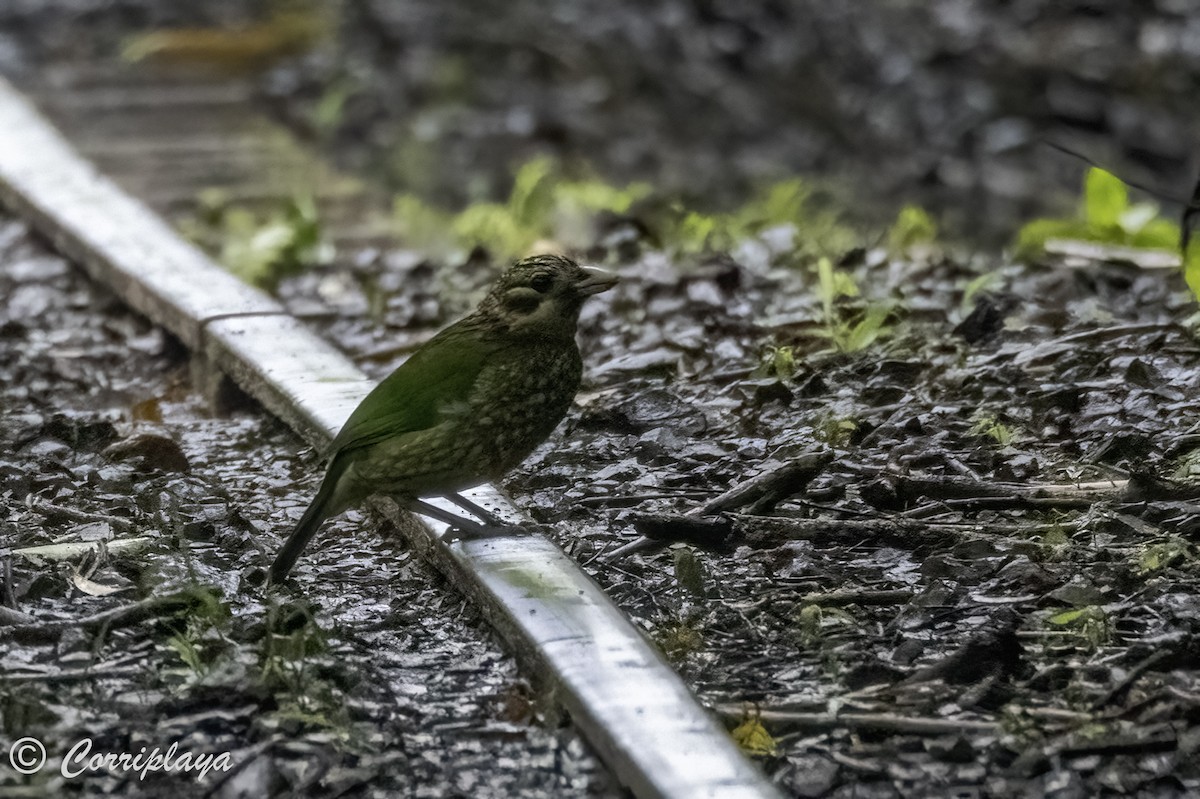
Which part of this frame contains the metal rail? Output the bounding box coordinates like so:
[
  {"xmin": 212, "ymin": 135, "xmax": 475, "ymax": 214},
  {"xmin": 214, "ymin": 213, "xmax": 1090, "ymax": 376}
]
[{"xmin": 0, "ymin": 77, "xmax": 780, "ymax": 799}]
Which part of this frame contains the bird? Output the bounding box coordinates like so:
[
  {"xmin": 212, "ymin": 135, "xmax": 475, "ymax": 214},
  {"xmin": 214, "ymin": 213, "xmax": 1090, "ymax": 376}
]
[{"xmin": 267, "ymin": 253, "xmax": 617, "ymax": 584}]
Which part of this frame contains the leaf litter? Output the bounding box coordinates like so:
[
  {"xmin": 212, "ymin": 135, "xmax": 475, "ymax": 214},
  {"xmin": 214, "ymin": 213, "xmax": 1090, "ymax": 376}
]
[
  {"xmin": 268, "ymin": 188, "xmax": 1200, "ymax": 796},
  {"xmin": 0, "ymin": 214, "xmax": 611, "ymax": 798}
]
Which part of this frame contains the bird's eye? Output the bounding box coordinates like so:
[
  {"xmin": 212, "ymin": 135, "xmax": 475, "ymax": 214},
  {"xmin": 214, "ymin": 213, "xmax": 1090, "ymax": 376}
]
[{"xmin": 530, "ymin": 273, "xmax": 553, "ymax": 293}]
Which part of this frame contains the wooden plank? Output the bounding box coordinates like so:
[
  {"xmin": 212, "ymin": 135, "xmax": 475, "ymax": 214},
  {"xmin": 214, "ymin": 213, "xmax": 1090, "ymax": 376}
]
[
  {"xmin": 0, "ymin": 76, "xmax": 781, "ymax": 799},
  {"xmin": 0, "ymin": 80, "xmax": 278, "ymax": 349}
]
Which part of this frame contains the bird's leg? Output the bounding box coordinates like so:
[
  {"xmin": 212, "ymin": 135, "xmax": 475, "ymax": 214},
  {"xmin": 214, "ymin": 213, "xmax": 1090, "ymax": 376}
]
[
  {"xmin": 442, "ymin": 492, "xmax": 509, "ymax": 526},
  {"xmin": 404, "ymin": 498, "xmax": 489, "ymax": 534},
  {"xmin": 439, "ymin": 493, "xmax": 530, "ymax": 540},
  {"xmin": 401, "ymin": 497, "xmax": 526, "ymax": 542}
]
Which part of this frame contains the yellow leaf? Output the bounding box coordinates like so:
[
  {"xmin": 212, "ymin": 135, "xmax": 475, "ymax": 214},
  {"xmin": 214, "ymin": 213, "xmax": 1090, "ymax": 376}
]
[{"xmin": 731, "ymin": 713, "xmax": 778, "ymax": 757}]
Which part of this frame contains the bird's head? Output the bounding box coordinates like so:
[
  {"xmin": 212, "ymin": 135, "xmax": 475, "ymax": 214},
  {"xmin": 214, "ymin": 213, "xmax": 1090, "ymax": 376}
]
[{"xmin": 478, "ymin": 254, "xmax": 618, "ymax": 339}]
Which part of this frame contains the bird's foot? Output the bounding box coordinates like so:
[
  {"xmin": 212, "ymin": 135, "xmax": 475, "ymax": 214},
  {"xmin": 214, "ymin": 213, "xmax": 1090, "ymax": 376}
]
[
  {"xmin": 406, "ymin": 498, "xmax": 526, "ymax": 541},
  {"xmin": 441, "ymin": 492, "xmax": 511, "ymax": 527}
]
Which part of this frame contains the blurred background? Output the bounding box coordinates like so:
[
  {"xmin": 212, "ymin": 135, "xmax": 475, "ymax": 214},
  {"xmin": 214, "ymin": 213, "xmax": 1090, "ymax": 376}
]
[{"xmin": 0, "ymin": 0, "xmax": 1197, "ymax": 245}]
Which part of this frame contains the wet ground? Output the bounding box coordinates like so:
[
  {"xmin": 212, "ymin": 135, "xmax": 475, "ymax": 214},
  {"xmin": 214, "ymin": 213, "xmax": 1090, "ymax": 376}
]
[
  {"xmin": 0, "ymin": 214, "xmax": 611, "ymax": 797},
  {"xmin": 4, "ymin": 2, "xmax": 1200, "ymax": 798}
]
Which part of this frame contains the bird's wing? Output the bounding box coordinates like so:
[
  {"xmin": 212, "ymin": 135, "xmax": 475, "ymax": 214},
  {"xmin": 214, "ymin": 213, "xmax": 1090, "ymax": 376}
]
[{"xmin": 327, "ymin": 322, "xmax": 494, "ymax": 457}]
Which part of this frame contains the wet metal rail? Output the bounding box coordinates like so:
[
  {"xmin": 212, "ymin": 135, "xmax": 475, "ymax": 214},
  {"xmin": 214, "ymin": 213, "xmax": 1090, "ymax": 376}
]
[{"xmin": 0, "ymin": 77, "xmax": 781, "ymax": 799}]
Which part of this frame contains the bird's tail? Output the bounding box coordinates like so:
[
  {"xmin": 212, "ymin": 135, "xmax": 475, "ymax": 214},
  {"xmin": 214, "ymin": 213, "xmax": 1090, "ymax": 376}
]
[{"xmin": 267, "ymin": 465, "xmax": 342, "ymax": 585}]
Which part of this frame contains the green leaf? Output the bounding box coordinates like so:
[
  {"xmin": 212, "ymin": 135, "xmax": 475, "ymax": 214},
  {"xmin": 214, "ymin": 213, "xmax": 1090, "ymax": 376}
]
[
  {"xmin": 1084, "ymin": 167, "xmax": 1128, "ymax": 231},
  {"xmin": 815, "ymin": 414, "xmax": 858, "ymax": 447},
  {"xmin": 815, "ymin": 257, "xmax": 858, "ymax": 315},
  {"xmin": 737, "ymin": 179, "xmax": 810, "ymax": 231},
  {"xmin": 1048, "ymin": 605, "xmax": 1107, "ymax": 642},
  {"xmin": 1131, "ymin": 217, "xmax": 1183, "ymax": 251},
  {"xmin": 1014, "ymin": 218, "xmax": 1088, "ymax": 258},
  {"xmin": 657, "ymin": 177, "xmax": 856, "ymax": 259},
  {"xmin": 673, "ymin": 211, "xmax": 724, "ymax": 253},
  {"xmin": 654, "ymin": 623, "xmax": 705, "ymax": 661},
  {"xmin": 452, "ymin": 202, "xmax": 537, "ymax": 258},
  {"xmin": 887, "ymin": 205, "xmax": 938, "ymax": 250},
  {"xmin": 556, "ymin": 177, "xmax": 651, "ymax": 215},
  {"xmin": 1048, "ymin": 607, "xmax": 1087, "ymax": 626},
  {"xmin": 841, "ymin": 304, "xmax": 893, "ymax": 352},
  {"xmin": 1015, "ymin": 166, "xmax": 1183, "ymax": 261},
  {"xmin": 960, "ymin": 271, "xmax": 1003, "ymax": 313},
  {"xmin": 312, "ymin": 79, "xmax": 356, "ymax": 138},
  {"xmin": 1041, "ymin": 525, "xmax": 1069, "ymax": 546},
  {"xmin": 970, "ymin": 415, "xmax": 1014, "ymax": 446},
  {"xmin": 508, "ymin": 156, "xmax": 557, "ymax": 227},
  {"xmin": 214, "ymin": 197, "xmax": 333, "ymax": 290},
  {"xmin": 771, "ymin": 346, "xmax": 795, "ymax": 377},
  {"xmin": 797, "ymin": 604, "xmax": 823, "ymax": 647},
  {"xmin": 1174, "ymin": 447, "xmax": 1200, "ymax": 480},
  {"xmin": 754, "ymin": 345, "xmax": 797, "ymax": 379},
  {"xmin": 1137, "ymin": 538, "xmax": 1191, "ymax": 575},
  {"xmin": 1185, "ymin": 236, "xmax": 1200, "ymax": 302},
  {"xmin": 167, "ymin": 633, "xmax": 207, "ymax": 674}
]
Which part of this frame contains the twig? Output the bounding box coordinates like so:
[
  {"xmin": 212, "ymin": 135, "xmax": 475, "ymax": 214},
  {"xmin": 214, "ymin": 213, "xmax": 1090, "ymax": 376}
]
[
  {"xmin": 576, "ymin": 491, "xmax": 711, "ymax": 508},
  {"xmin": 29, "ymin": 498, "xmax": 135, "ymax": 532},
  {"xmin": 702, "ymin": 451, "xmax": 833, "ymax": 515},
  {"xmin": 827, "ymin": 750, "xmax": 886, "ymax": 774},
  {"xmin": 603, "ymin": 515, "xmax": 733, "ymax": 560},
  {"xmin": 0, "ymin": 594, "xmax": 201, "ymax": 637},
  {"xmin": 936, "ymin": 496, "xmax": 1094, "ymax": 512},
  {"xmin": 732, "ymin": 514, "xmax": 992, "ymax": 551},
  {"xmin": 799, "ymin": 588, "xmax": 914, "ymax": 607},
  {"xmin": 1092, "ymin": 649, "xmax": 1173, "ymax": 711},
  {"xmin": 881, "ymin": 474, "xmax": 1116, "ymax": 510},
  {"xmin": 714, "ymin": 705, "xmax": 999, "ymax": 736},
  {"xmin": 1055, "ymin": 729, "xmax": 1177, "ymax": 757},
  {"xmin": 633, "ymin": 514, "xmax": 734, "ymax": 549},
  {"xmin": 1020, "ymin": 707, "xmax": 1094, "ymax": 724},
  {"xmin": 1166, "ymin": 685, "xmax": 1200, "ymax": 705},
  {"xmin": 1, "ymin": 665, "xmax": 143, "ymax": 684},
  {"xmin": 1034, "ymin": 322, "xmax": 1176, "ymax": 345},
  {"xmin": 0, "ymin": 605, "xmax": 35, "ymax": 625},
  {"xmin": 605, "ymin": 452, "xmax": 834, "ymax": 560}
]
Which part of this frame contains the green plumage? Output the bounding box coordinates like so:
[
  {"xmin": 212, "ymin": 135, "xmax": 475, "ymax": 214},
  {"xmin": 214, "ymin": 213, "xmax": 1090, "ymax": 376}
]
[{"xmin": 268, "ymin": 254, "xmax": 617, "ymax": 583}]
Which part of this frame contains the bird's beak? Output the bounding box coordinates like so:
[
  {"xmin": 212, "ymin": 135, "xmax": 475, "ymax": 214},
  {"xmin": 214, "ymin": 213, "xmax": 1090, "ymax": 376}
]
[{"xmin": 576, "ymin": 266, "xmax": 619, "ymax": 296}]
